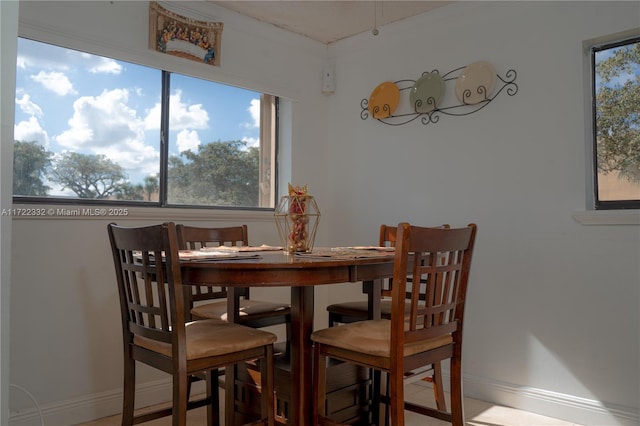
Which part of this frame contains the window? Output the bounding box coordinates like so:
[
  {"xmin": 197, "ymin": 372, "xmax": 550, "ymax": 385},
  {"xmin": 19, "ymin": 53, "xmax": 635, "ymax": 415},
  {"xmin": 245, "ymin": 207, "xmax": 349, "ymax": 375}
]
[
  {"xmin": 13, "ymin": 37, "xmax": 276, "ymax": 209},
  {"xmin": 590, "ymin": 35, "xmax": 640, "ymax": 209}
]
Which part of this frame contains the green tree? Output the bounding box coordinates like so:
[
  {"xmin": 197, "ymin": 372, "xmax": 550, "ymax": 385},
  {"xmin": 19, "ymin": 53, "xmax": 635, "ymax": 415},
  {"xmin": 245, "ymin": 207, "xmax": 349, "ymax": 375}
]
[
  {"xmin": 143, "ymin": 175, "xmax": 159, "ymax": 201},
  {"xmin": 49, "ymin": 152, "xmax": 128, "ymax": 198},
  {"xmin": 13, "ymin": 140, "xmax": 52, "ymax": 196},
  {"xmin": 114, "ymin": 182, "xmax": 144, "ymax": 201},
  {"xmin": 595, "ymin": 42, "xmax": 640, "ymax": 183},
  {"xmin": 168, "ymin": 140, "xmax": 259, "ymax": 206}
]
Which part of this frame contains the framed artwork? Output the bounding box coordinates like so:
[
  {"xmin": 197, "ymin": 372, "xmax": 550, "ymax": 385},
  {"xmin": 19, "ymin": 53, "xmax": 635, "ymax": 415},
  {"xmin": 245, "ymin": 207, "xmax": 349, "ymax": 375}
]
[{"xmin": 149, "ymin": 1, "xmax": 223, "ymax": 67}]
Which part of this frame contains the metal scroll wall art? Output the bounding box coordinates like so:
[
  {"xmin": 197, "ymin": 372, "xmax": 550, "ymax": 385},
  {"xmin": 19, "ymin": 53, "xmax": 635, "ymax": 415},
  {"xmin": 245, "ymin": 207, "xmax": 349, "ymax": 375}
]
[{"xmin": 361, "ymin": 61, "xmax": 518, "ymax": 126}]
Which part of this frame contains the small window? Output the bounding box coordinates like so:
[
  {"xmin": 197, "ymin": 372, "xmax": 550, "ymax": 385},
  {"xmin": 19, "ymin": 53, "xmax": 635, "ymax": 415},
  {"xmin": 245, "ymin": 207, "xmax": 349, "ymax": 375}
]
[
  {"xmin": 591, "ymin": 35, "xmax": 640, "ymax": 209},
  {"xmin": 13, "ymin": 37, "xmax": 277, "ymax": 209}
]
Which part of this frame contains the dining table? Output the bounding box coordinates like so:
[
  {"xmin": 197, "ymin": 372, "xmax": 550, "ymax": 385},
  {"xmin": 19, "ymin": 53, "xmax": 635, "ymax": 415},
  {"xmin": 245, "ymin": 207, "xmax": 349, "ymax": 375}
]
[{"xmin": 180, "ymin": 247, "xmax": 396, "ymax": 426}]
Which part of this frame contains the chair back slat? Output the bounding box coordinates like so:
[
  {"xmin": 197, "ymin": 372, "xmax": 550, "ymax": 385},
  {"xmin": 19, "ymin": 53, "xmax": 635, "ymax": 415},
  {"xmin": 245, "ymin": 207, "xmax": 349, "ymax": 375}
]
[
  {"xmin": 390, "ymin": 223, "xmax": 477, "ymax": 356},
  {"xmin": 176, "ymin": 224, "xmax": 250, "ymax": 302},
  {"xmin": 108, "ymin": 222, "xmax": 185, "ymax": 348}
]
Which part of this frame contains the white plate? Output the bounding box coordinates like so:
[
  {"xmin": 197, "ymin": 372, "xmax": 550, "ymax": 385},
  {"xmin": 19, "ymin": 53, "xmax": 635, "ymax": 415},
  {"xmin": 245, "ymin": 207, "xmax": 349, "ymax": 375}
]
[
  {"xmin": 455, "ymin": 61, "xmax": 496, "ymax": 105},
  {"xmin": 178, "ymin": 250, "xmax": 259, "ymax": 260},
  {"xmin": 332, "ymin": 246, "xmax": 395, "ymax": 252},
  {"xmin": 201, "ymin": 244, "xmax": 282, "ymax": 252}
]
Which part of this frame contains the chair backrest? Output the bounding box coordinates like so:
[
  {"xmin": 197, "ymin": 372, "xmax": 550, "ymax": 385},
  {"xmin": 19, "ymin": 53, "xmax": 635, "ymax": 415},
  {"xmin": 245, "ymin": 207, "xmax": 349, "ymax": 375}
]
[
  {"xmin": 378, "ymin": 225, "xmax": 397, "ymax": 298},
  {"xmin": 108, "ymin": 222, "xmax": 186, "ymax": 354},
  {"xmin": 390, "ymin": 223, "xmax": 477, "ymax": 354},
  {"xmin": 379, "ymin": 224, "xmax": 398, "ymax": 248},
  {"xmin": 177, "ymin": 224, "xmax": 249, "ymax": 250},
  {"xmin": 379, "ymin": 223, "xmax": 450, "ymax": 247},
  {"xmin": 176, "ymin": 224, "xmax": 250, "ymax": 302}
]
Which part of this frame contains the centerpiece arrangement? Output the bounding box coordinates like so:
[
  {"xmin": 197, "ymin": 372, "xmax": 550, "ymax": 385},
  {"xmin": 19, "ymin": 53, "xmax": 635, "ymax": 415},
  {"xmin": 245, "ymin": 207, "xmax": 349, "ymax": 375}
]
[{"xmin": 274, "ymin": 184, "xmax": 320, "ymax": 253}]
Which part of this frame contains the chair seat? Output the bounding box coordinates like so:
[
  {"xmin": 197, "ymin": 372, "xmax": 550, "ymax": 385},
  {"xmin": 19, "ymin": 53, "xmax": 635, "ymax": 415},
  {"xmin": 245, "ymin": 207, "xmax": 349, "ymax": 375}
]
[
  {"xmin": 134, "ymin": 318, "xmax": 277, "ymax": 360},
  {"xmin": 311, "ymin": 319, "xmax": 452, "ymax": 358},
  {"xmin": 191, "ymin": 299, "xmax": 290, "ymax": 321}
]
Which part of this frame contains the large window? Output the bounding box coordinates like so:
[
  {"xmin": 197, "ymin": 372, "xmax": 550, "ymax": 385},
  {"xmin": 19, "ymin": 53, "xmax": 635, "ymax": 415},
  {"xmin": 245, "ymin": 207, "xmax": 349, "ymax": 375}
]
[
  {"xmin": 13, "ymin": 37, "xmax": 276, "ymax": 209},
  {"xmin": 591, "ymin": 35, "xmax": 640, "ymax": 209}
]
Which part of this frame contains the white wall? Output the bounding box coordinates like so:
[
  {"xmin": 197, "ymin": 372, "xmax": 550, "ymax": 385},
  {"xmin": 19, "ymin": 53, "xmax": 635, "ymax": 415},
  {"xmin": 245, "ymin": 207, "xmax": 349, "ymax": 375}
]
[
  {"xmin": 321, "ymin": 1, "xmax": 639, "ymax": 425},
  {"xmin": 8, "ymin": 1, "xmax": 328, "ymax": 425},
  {"xmin": 1, "ymin": 2, "xmax": 19, "ymax": 426},
  {"xmin": 4, "ymin": 1, "xmax": 639, "ymax": 426}
]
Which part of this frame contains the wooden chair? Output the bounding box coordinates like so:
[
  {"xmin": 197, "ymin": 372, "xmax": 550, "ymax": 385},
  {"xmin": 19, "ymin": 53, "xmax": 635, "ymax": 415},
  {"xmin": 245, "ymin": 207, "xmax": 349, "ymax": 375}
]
[
  {"xmin": 108, "ymin": 222, "xmax": 276, "ymax": 426},
  {"xmin": 176, "ymin": 224, "xmax": 291, "ymax": 335},
  {"xmin": 326, "ymin": 224, "xmax": 448, "ymax": 414},
  {"xmin": 326, "ymin": 224, "xmax": 398, "ymax": 326},
  {"xmin": 312, "ymin": 223, "xmax": 477, "ymax": 426}
]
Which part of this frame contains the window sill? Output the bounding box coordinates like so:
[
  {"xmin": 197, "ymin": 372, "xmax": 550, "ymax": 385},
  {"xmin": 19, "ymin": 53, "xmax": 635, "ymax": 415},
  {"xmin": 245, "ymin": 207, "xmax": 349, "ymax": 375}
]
[{"xmin": 572, "ymin": 209, "xmax": 640, "ymax": 225}]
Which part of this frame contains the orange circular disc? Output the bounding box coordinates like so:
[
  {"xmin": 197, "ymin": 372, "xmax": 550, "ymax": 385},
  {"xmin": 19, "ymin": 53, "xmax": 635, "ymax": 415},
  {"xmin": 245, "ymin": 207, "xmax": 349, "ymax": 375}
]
[{"xmin": 368, "ymin": 81, "xmax": 400, "ymax": 119}]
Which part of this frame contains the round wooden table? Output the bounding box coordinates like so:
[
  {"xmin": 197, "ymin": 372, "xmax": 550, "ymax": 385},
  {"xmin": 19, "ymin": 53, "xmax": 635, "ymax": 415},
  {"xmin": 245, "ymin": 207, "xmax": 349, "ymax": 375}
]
[{"xmin": 181, "ymin": 250, "xmax": 395, "ymax": 426}]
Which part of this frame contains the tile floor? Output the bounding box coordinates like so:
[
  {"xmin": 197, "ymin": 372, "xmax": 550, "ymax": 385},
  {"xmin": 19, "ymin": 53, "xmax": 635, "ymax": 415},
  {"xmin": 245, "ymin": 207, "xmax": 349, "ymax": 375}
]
[{"xmin": 76, "ymin": 383, "xmax": 582, "ymax": 426}]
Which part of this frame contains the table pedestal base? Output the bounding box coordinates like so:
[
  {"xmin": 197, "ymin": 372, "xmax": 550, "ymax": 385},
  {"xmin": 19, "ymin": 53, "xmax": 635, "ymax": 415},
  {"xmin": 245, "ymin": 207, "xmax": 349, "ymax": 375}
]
[{"xmin": 233, "ymin": 348, "xmax": 375, "ymax": 425}]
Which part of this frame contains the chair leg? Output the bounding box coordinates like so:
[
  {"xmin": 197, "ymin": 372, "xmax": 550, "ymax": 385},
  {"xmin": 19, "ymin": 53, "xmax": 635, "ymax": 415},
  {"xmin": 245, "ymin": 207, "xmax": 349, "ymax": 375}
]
[
  {"xmin": 383, "ymin": 373, "xmax": 390, "ymax": 426},
  {"xmin": 449, "ymin": 356, "xmax": 465, "ymax": 426},
  {"xmin": 389, "ymin": 367, "xmax": 404, "ymax": 426},
  {"xmin": 206, "ymin": 369, "xmax": 219, "ymax": 426},
  {"xmin": 432, "ymin": 362, "xmax": 447, "ymax": 411},
  {"xmin": 225, "ymin": 365, "xmax": 236, "ymax": 426},
  {"xmin": 285, "ymin": 321, "xmax": 292, "ymax": 360},
  {"xmin": 261, "ymin": 345, "xmax": 275, "ymax": 426},
  {"xmin": 312, "ymin": 344, "xmax": 328, "ymax": 425},
  {"xmin": 121, "ymin": 356, "xmax": 136, "ymax": 426},
  {"xmin": 186, "ymin": 374, "xmax": 199, "ymax": 401},
  {"xmin": 172, "ymin": 370, "xmax": 189, "ymax": 426},
  {"xmin": 371, "ymin": 369, "xmax": 382, "ymax": 425}
]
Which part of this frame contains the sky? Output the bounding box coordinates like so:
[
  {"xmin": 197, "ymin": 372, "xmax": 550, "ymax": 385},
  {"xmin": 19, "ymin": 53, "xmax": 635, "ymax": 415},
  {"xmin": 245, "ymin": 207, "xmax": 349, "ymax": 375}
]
[{"xmin": 14, "ymin": 37, "xmax": 261, "ymax": 191}]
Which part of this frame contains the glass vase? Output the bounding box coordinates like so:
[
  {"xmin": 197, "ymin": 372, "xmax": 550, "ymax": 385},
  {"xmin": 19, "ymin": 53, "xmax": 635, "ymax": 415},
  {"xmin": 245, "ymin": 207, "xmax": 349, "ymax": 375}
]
[{"xmin": 274, "ymin": 195, "xmax": 320, "ymax": 253}]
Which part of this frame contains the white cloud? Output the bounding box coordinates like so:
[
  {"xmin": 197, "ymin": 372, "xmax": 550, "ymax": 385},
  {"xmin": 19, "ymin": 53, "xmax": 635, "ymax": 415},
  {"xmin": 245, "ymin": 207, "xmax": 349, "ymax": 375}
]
[
  {"xmin": 54, "ymin": 88, "xmax": 159, "ymax": 175},
  {"xmin": 238, "ymin": 99, "xmax": 261, "ymax": 145},
  {"xmin": 16, "ymin": 94, "xmax": 43, "ymax": 117},
  {"xmin": 176, "ymin": 129, "xmax": 201, "ymax": 153},
  {"xmin": 16, "ymin": 55, "xmax": 27, "ymax": 70},
  {"xmin": 16, "ymin": 52, "xmax": 69, "ymax": 73},
  {"xmin": 57, "ymin": 88, "xmax": 139, "ymax": 148},
  {"xmin": 242, "ymin": 136, "xmax": 259, "ymax": 148},
  {"xmin": 94, "ymin": 141, "xmax": 159, "ymax": 177},
  {"xmin": 17, "ymin": 39, "xmax": 72, "ymax": 72},
  {"xmin": 88, "ymin": 57, "xmax": 123, "ymax": 74},
  {"xmin": 14, "ymin": 116, "xmax": 50, "ymax": 147},
  {"xmin": 247, "ymin": 98, "xmax": 260, "ymax": 128},
  {"xmin": 30, "ymin": 71, "xmax": 77, "ymax": 96},
  {"xmin": 144, "ymin": 89, "xmax": 209, "ymax": 130},
  {"xmin": 18, "ymin": 41, "xmax": 120, "ymax": 76}
]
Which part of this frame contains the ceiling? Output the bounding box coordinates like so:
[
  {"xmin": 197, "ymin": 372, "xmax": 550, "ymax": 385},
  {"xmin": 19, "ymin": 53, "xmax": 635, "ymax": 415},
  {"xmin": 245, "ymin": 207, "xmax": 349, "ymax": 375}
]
[{"xmin": 211, "ymin": 1, "xmax": 451, "ymax": 44}]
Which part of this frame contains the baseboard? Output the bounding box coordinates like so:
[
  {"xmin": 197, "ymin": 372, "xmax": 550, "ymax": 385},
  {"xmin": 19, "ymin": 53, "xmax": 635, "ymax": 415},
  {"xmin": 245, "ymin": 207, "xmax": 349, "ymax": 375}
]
[
  {"xmin": 10, "ymin": 374, "xmax": 638, "ymax": 426},
  {"xmin": 8, "ymin": 378, "xmax": 204, "ymax": 426},
  {"xmin": 416, "ymin": 372, "xmax": 640, "ymax": 426}
]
